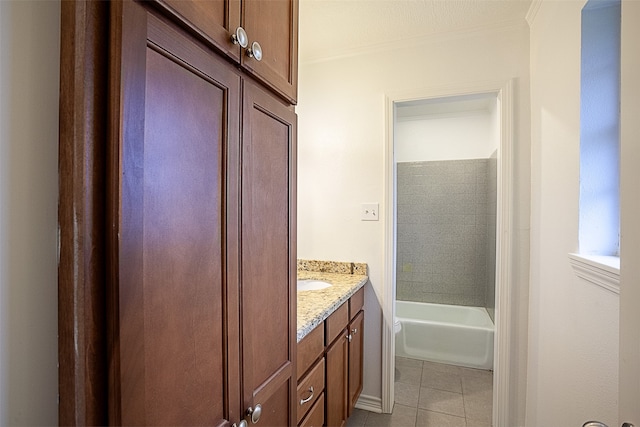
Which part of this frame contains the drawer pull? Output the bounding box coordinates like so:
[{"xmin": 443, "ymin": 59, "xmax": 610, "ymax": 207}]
[{"xmin": 299, "ymin": 386, "xmax": 314, "ymax": 405}]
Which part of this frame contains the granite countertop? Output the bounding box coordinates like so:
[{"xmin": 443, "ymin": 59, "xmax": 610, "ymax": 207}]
[{"xmin": 296, "ymin": 260, "xmax": 368, "ymax": 342}]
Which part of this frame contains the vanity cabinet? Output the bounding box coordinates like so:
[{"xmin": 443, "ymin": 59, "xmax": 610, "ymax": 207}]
[
  {"xmin": 58, "ymin": 0, "xmax": 297, "ymax": 425},
  {"xmin": 297, "ymin": 326, "xmax": 325, "ymax": 426},
  {"xmin": 348, "ymin": 290, "xmax": 364, "ymax": 416},
  {"xmin": 297, "ymin": 287, "xmax": 365, "ymax": 427},
  {"xmin": 155, "ymin": 0, "xmax": 298, "ymax": 103}
]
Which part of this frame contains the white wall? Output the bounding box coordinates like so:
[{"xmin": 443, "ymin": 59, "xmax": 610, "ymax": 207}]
[
  {"xmin": 0, "ymin": 1, "xmax": 60, "ymax": 424},
  {"xmin": 527, "ymin": 1, "xmax": 619, "ymax": 425},
  {"xmin": 297, "ymin": 20, "xmax": 531, "ymax": 422},
  {"xmin": 395, "ymin": 107, "xmax": 497, "ymax": 162}
]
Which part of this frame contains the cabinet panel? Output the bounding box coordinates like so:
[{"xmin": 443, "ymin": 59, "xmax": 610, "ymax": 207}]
[
  {"xmin": 297, "ymin": 325, "xmax": 324, "ymax": 380},
  {"xmin": 325, "ymin": 331, "xmax": 348, "ymax": 427},
  {"xmin": 156, "ymin": 0, "xmax": 242, "ymax": 62},
  {"xmin": 348, "ymin": 311, "xmax": 364, "ymax": 416},
  {"xmin": 241, "ymin": 79, "xmax": 297, "ymax": 424},
  {"xmin": 349, "ymin": 288, "xmax": 364, "ymax": 319},
  {"xmin": 299, "ymin": 394, "xmax": 325, "ymax": 427},
  {"xmin": 242, "ymin": 0, "xmax": 298, "ymax": 103},
  {"xmin": 110, "ymin": 3, "xmax": 241, "ymax": 425},
  {"xmin": 326, "ymin": 302, "xmax": 349, "ymax": 345},
  {"xmin": 297, "ymin": 358, "xmax": 325, "ymax": 423}
]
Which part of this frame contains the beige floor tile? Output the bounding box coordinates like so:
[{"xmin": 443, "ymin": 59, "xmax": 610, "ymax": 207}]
[
  {"xmin": 421, "ymin": 368, "xmax": 463, "ymax": 393},
  {"xmin": 394, "ymin": 381, "xmax": 420, "ymax": 408},
  {"xmin": 416, "ymin": 409, "xmax": 466, "ymax": 427},
  {"xmin": 463, "ymin": 389, "xmax": 492, "ymax": 424},
  {"xmin": 347, "ymin": 408, "xmax": 370, "ymax": 426},
  {"xmin": 418, "ymin": 387, "xmax": 465, "ymax": 418},
  {"xmin": 365, "ymin": 404, "xmax": 417, "ymax": 427},
  {"xmin": 460, "ymin": 369, "xmax": 493, "ymax": 395},
  {"xmin": 396, "ymin": 356, "xmax": 424, "ymax": 369},
  {"xmin": 396, "ymin": 364, "xmax": 423, "ymax": 386},
  {"xmin": 422, "ymin": 360, "xmax": 461, "ymax": 375}
]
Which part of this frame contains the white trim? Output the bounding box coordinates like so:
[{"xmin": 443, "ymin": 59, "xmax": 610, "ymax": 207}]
[
  {"xmin": 493, "ymin": 79, "xmax": 514, "ymax": 427},
  {"xmin": 526, "ymin": 0, "xmax": 544, "ymax": 28},
  {"xmin": 354, "ymin": 394, "xmax": 383, "ymax": 414},
  {"xmin": 568, "ymin": 253, "xmax": 620, "ymax": 294},
  {"xmin": 383, "ymin": 79, "xmax": 516, "ymax": 426},
  {"xmin": 381, "ymin": 94, "xmax": 396, "ymax": 414}
]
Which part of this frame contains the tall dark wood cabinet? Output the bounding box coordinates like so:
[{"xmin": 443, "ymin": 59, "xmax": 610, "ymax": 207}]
[{"xmin": 58, "ymin": 0, "xmax": 297, "ymax": 425}]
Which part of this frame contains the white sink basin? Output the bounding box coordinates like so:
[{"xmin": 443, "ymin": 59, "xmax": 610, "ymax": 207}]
[{"xmin": 297, "ymin": 279, "xmax": 332, "ymax": 291}]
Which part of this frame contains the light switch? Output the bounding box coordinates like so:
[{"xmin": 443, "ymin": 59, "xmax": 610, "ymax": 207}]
[{"xmin": 361, "ymin": 203, "xmax": 379, "ymax": 221}]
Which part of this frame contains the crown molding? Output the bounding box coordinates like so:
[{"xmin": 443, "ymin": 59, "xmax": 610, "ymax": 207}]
[
  {"xmin": 526, "ymin": 0, "xmax": 543, "ymax": 28},
  {"xmin": 301, "ymin": 18, "xmax": 527, "ymax": 65}
]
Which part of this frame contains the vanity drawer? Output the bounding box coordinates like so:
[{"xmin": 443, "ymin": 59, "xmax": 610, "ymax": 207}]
[
  {"xmin": 298, "ymin": 393, "xmax": 324, "ymax": 427},
  {"xmin": 349, "ymin": 287, "xmax": 364, "ymax": 319},
  {"xmin": 325, "ymin": 302, "xmax": 348, "ymax": 345},
  {"xmin": 297, "ymin": 325, "xmax": 324, "ymax": 380},
  {"xmin": 296, "ymin": 357, "xmax": 325, "ymax": 424}
]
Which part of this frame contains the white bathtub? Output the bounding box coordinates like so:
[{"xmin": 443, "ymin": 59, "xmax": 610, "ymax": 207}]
[{"xmin": 395, "ymin": 301, "xmax": 494, "ymax": 370}]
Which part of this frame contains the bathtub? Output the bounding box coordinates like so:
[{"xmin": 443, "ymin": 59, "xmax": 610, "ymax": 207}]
[{"xmin": 395, "ymin": 300, "xmax": 494, "ymax": 370}]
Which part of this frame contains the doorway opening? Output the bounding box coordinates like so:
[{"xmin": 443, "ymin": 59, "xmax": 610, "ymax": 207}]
[{"xmin": 382, "ymin": 81, "xmax": 515, "ymax": 426}]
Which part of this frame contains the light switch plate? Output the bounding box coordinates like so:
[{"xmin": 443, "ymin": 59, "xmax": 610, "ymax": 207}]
[{"xmin": 361, "ymin": 203, "xmax": 379, "ymax": 221}]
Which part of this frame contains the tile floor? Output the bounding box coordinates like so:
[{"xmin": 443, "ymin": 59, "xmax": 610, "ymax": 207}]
[{"xmin": 346, "ymin": 357, "xmax": 493, "ymax": 427}]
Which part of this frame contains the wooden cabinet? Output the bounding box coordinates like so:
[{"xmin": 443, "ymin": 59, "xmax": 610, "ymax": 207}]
[
  {"xmin": 58, "ymin": 0, "xmax": 296, "ymax": 425},
  {"xmin": 348, "ymin": 311, "xmax": 364, "ymax": 416},
  {"xmin": 297, "ymin": 324, "xmax": 325, "ymax": 426},
  {"xmin": 326, "ymin": 323, "xmax": 349, "ymax": 427},
  {"xmin": 296, "ymin": 288, "xmax": 365, "ymax": 427},
  {"xmin": 240, "ymin": 78, "xmax": 297, "ymax": 427},
  {"xmin": 325, "ymin": 301, "xmax": 349, "ymax": 427},
  {"xmin": 348, "ymin": 288, "xmax": 365, "ymax": 416},
  {"xmin": 155, "ymin": 0, "xmax": 298, "ymax": 103}
]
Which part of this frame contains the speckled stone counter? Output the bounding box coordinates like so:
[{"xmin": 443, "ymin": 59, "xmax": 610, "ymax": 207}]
[{"xmin": 297, "ymin": 260, "xmax": 368, "ymax": 342}]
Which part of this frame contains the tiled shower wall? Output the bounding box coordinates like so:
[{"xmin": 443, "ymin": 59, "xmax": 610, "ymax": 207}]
[{"xmin": 396, "ymin": 158, "xmax": 497, "ymax": 309}]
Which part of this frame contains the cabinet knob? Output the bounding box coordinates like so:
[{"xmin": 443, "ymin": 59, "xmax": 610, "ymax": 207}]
[
  {"xmin": 247, "ymin": 404, "xmax": 262, "ymax": 424},
  {"xmin": 233, "ymin": 421, "xmax": 248, "ymax": 427},
  {"xmin": 247, "ymin": 41, "xmax": 263, "ymax": 61},
  {"xmin": 231, "ymin": 27, "xmax": 248, "ymax": 48},
  {"xmin": 352, "ymin": 328, "xmax": 358, "ymax": 335},
  {"xmin": 347, "ymin": 333, "xmax": 353, "ymax": 343}
]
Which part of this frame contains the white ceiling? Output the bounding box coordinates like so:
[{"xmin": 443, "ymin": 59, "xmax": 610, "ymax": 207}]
[{"xmin": 299, "ymin": 0, "xmax": 533, "ymax": 63}]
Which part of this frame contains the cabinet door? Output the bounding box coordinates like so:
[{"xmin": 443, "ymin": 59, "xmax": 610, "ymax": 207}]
[
  {"xmin": 155, "ymin": 0, "xmax": 242, "ymax": 63},
  {"xmin": 326, "ymin": 332, "xmax": 348, "ymax": 427},
  {"xmin": 240, "ymin": 79, "xmax": 297, "ymax": 425},
  {"xmin": 242, "ymin": 0, "xmax": 298, "ymax": 103},
  {"xmin": 348, "ymin": 311, "xmax": 364, "ymax": 416},
  {"xmin": 109, "ymin": 2, "xmax": 241, "ymax": 425}
]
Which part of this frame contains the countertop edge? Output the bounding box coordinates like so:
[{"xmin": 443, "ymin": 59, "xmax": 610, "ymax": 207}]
[{"xmin": 296, "ymin": 275, "xmax": 368, "ymax": 342}]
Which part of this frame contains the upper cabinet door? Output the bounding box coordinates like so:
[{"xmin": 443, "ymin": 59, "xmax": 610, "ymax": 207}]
[
  {"xmin": 241, "ymin": 0, "xmax": 299, "ymax": 104},
  {"xmin": 153, "ymin": 0, "xmax": 299, "ymax": 104},
  {"xmin": 109, "ymin": 2, "xmax": 241, "ymax": 425},
  {"xmin": 156, "ymin": 0, "xmax": 243, "ymax": 63}
]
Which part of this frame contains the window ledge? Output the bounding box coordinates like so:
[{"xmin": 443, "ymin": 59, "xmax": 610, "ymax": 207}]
[{"xmin": 568, "ymin": 253, "xmax": 620, "ymax": 294}]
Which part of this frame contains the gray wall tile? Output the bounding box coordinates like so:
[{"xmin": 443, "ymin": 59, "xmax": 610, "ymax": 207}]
[{"xmin": 396, "ymin": 159, "xmax": 496, "ymax": 309}]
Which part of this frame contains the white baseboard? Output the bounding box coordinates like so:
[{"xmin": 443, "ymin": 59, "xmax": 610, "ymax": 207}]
[{"xmin": 354, "ymin": 394, "xmax": 383, "ymax": 413}]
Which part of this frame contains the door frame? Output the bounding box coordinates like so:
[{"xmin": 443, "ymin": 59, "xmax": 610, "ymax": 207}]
[{"xmin": 382, "ymin": 79, "xmax": 515, "ymax": 426}]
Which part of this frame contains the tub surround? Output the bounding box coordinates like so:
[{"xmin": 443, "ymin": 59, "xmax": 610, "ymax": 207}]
[{"xmin": 297, "ymin": 260, "xmax": 368, "ymax": 342}]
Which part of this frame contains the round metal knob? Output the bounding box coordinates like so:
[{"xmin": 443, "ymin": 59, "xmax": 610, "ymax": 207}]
[
  {"xmin": 247, "ymin": 41, "xmax": 263, "ymax": 61},
  {"xmin": 247, "ymin": 404, "xmax": 262, "ymax": 424},
  {"xmin": 233, "ymin": 421, "xmax": 248, "ymax": 427},
  {"xmin": 231, "ymin": 27, "xmax": 248, "ymax": 48}
]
